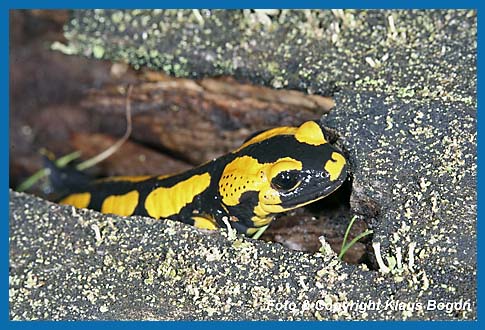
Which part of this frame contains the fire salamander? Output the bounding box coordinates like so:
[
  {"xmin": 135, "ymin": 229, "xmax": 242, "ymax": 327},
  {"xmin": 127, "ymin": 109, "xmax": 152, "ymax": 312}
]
[{"xmin": 58, "ymin": 121, "xmax": 348, "ymax": 235}]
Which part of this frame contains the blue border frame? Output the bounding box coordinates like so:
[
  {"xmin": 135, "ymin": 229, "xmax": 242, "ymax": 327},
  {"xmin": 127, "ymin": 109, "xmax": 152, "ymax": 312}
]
[
  {"xmin": 2, "ymin": 0, "xmax": 482, "ymax": 9},
  {"xmin": 3, "ymin": 1, "xmax": 481, "ymax": 327}
]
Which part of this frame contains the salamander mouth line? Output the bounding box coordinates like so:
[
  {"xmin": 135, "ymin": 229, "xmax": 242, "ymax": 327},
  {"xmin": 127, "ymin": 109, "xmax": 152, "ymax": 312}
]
[{"xmin": 282, "ymin": 185, "xmax": 344, "ymax": 208}]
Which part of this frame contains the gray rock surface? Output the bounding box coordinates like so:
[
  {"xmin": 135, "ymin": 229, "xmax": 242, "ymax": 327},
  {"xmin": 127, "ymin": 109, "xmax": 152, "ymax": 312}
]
[
  {"xmin": 9, "ymin": 191, "xmax": 473, "ymax": 320},
  {"xmin": 11, "ymin": 9, "xmax": 476, "ymax": 320}
]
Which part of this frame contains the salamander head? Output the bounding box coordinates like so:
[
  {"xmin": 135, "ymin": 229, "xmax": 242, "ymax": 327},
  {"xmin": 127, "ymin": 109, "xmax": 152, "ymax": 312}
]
[
  {"xmin": 262, "ymin": 145, "xmax": 347, "ymax": 212},
  {"xmin": 219, "ymin": 121, "xmax": 348, "ymax": 231}
]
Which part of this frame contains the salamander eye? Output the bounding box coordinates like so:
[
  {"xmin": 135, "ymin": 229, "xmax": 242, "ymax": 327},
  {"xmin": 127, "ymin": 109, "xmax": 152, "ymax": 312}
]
[{"xmin": 271, "ymin": 170, "xmax": 301, "ymax": 191}]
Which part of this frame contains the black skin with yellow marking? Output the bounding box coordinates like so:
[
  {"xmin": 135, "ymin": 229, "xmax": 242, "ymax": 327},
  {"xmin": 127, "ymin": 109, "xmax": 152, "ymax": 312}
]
[{"xmin": 58, "ymin": 121, "xmax": 348, "ymax": 234}]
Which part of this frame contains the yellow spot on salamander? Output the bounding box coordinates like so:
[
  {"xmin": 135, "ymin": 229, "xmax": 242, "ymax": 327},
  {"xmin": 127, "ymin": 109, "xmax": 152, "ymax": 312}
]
[
  {"xmin": 324, "ymin": 152, "xmax": 347, "ymax": 181},
  {"xmin": 236, "ymin": 121, "xmax": 327, "ymax": 152},
  {"xmin": 192, "ymin": 216, "xmax": 218, "ymax": 230},
  {"xmin": 246, "ymin": 227, "xmax": 259, "ymax": 235},
  {"xmin": 219, "ymin": 156, "xmax": 302, "ymax": 207},
  {"xmin": 254, "ymin": 201, "xmax": 286, "ymax": 216},
  {"xmin": 101, "ymin": 190, "xmax": 139, "ymax": 216},
  {"xmin": 220, "ymin": 156, "xmax": 266, "ymax": 206},
  {"xmin": 251, "ymin": 216, "xmax": 273, "ymax": 228},
  {"xmin": 59, "ymin": 192, "xmax": 91, "ymax": 209},
  {"xmin": 294, "ymin": 121, "xmax": 327, "ymax": 146},
  {"xmin": 236, "ymin": 126, "xmax": 295, "ymax": 151},
  {"xmin": 145, "ymin": 173, "xmax": 211, "ymax": 218}
]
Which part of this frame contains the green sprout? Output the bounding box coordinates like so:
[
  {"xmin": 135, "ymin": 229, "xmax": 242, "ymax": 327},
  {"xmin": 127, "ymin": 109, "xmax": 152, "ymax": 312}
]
[
  {"xmin": 16, "ymin": 85, "xmax": 134, "ymax": 193},
  {"xmin": 251, "ymin": 225, "xmax": 269, "ymax": 240},
  {"xmin": 338, "ymin": 215, "xmax": 373, "ymax": 260}
]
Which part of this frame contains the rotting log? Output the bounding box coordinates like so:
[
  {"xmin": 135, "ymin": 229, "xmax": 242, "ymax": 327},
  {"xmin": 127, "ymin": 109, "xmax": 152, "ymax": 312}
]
[
  {"xmin": 70, "ymin": 132, "xmax": 191, "ymax": 177},
  {"xmin": 81, "ymin": 71, "xmax": 335, "ymax": 164}
]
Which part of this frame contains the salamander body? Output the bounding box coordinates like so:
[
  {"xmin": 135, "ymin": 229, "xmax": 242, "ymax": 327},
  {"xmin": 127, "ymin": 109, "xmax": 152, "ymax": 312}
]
[{"xmin": 59, "ymin": 121, "xmax": 348, "ymax": 234}]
